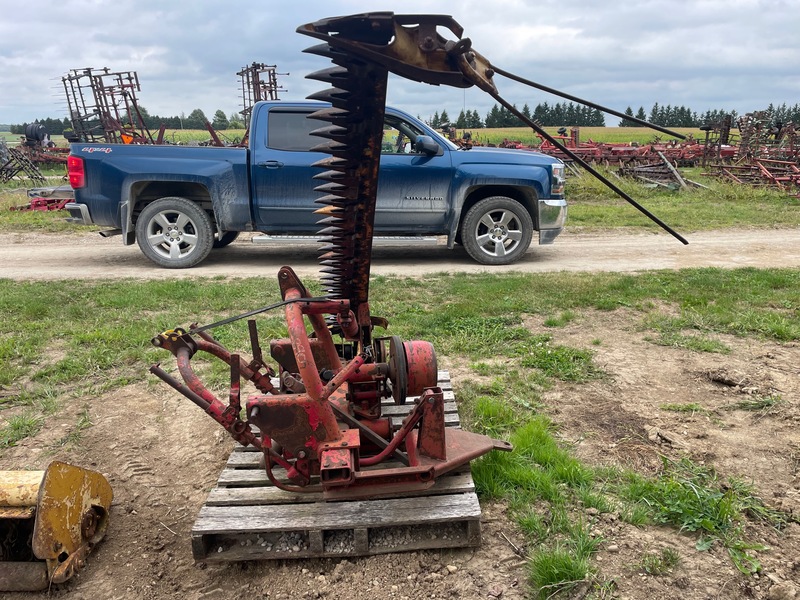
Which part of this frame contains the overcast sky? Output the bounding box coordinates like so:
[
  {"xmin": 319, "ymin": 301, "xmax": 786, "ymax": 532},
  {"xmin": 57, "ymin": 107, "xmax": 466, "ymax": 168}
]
[{"xmin": 1, "ymin": 0, "xmax": 797, "ymax": 126}]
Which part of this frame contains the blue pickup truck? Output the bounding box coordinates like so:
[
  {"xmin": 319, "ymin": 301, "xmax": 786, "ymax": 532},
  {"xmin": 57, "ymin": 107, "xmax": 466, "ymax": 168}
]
[{"xmin": 66, "ymin": 101, "xmax": 567, "ymax": 268}]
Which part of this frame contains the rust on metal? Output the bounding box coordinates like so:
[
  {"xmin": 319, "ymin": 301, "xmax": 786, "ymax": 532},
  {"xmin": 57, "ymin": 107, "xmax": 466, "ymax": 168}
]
[
  {"xmin": 238, "ymin": 62, "xmax": 287, "ymax": 129},
  {"xmin": 0, "ymin": 462, "xmax": 113, "ymax": 591},
  {"xmin": 62, "ymin": 67, "xmax": 154, "ymax": 144}
]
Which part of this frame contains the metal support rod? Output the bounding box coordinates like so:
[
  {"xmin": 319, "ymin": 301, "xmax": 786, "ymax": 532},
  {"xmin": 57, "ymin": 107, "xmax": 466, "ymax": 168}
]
[
  {"xmin": 330, "ymin": 404, "xmax": 410, "ymax": 466},
  {"xmin": 488, "ymin": 90, "xmax": 689, "ymax": 245},
  {"xmin": 360, "ymin": 400, "xmax": 425, "ymax": 467},
  {"xmin": 149, "ymin": 363, "xmax": 211, "ymax": 411},
  {"xmin": 284, "ymin": 288, "xmax": 325, "ymax": 401},
  {"xmin": 491, "ymin": 65, "xmax": 686, "ymax": 140},
  {"xmin": 320, "ymin": 354, "xmax": 365, "ymax": 401}
]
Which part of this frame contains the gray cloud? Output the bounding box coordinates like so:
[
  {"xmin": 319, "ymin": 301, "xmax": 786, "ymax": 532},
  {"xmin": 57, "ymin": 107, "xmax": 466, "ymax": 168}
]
[{"xmin": 1, "ymin": 0, "xmax": 797, "ymax": 125}]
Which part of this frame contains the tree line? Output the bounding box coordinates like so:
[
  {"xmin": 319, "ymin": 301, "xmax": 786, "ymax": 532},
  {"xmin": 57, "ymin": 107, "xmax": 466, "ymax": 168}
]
[
  {"xmin": 11, "ymin": 101, "xmax": 800, "ymax": 136},
  {"xmin": 8, "ymin": 107, "xmax": 244, "ymax": 136},
  {"xmin": 428, "ymin": 102, "xmax": 606, "ymax": 129},
  {"xmin": 620, "ymin": 102, "xmax": 800, "ymax": 128}
]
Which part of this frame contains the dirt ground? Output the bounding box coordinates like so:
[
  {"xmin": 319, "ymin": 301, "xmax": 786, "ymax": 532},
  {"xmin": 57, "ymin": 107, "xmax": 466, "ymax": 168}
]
[
  {"xmin": 1, "ymin": 229, "xmax": 799, "ymax": 599},
  {"xmin": 1, "ymin": 228, "xmax": 800, "ymax": 280}
]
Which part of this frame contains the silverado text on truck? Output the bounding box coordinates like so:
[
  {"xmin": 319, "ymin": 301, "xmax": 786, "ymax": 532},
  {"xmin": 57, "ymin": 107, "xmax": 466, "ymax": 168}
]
[{"xmin": 65, "ymin": 101, "xmax": 566, "ymax": 268}]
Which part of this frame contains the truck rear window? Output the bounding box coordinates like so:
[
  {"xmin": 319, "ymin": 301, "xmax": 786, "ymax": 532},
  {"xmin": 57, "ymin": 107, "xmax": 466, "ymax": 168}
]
[{"xmin": 267, "ymin": 110, "xmax": 319, "ymax": 151}]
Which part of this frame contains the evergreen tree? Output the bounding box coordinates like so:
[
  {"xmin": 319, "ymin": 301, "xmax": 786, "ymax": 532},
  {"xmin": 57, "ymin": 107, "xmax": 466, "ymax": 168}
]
[
  {"xmin": 620, "ymin": 106, "xmax": 635, "ymax": 127},
  {"xmin": 649, "ymin": 103, "xmax": 660, "ymax": 124},
  {"xmin": 485, "ymin": 105, "xmax": 502, "ymax": 128},
  {"xmin": 533, "ymin": 102, "xmax": 549, "ymax": 124},
  {"xmin": 212, "ymin": 110, "xmax": 229, "ymax": 130},
  {"xmin": 467, "ymin": 110, "xmax": 483, "ymax": 128}
]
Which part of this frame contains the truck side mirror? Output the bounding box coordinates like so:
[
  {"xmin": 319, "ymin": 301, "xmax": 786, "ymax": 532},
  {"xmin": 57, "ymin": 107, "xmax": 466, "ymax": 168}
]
[{"xmin": 414, "ymin": 135, "xmax": 440, "ymax": 156}]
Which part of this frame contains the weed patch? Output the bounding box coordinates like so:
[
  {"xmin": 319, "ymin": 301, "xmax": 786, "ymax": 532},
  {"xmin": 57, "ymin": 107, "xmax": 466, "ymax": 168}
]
[
  {"xmin": 0, "ymin": 413, "xmax": 43, "ymax": 447},
  {"xmin": 639, "ymin": 547, "xmax": 680, "ymax": 575},
  {"xmin": 618, "ymin": 457, "xmax": 790, "ymax": 574}
]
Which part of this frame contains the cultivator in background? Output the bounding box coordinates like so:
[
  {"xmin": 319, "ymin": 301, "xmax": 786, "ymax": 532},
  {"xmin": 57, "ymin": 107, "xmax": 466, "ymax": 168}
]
[
  {"xmin": 14, "ymin": 124, "xmax": 70, "ymax": 167},
  {"xmin": 697, "ymin": 112, "xmax": 800, "ymax": 196},
  {"xmin": 737, "ymin": 112, "xmax": 798, "ymax": 162},
  {"xmin": 62, "ymin": 67, "xmax": 159, "ymax": 144},
  {"xmin": 238, "ymin": 62, "xmax": 287, "ymax": 129},
  {"xmin": 706, "ymin": 158, "xmax": 800, "ymax": 197},
  {"xmin": 9, "ymin": 186, "xmax": 75, "ymax": 212},
  {"xmin": 505, "ymin": 127, "xmax": 714, "ymax": 167},
  {"xmin": 151, "ymin": 13, "xmax": 686, "ymax": 523},
  {"xmin": 700, "ymin": 115, "xmax": 738, "ymax": 167},
  {"xmin": 0, "ymin": 140, "xmax": 46, "ymax": 186}
]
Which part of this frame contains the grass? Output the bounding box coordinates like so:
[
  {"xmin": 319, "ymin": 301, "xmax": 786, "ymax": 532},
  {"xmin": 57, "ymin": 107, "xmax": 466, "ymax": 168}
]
[
  {"xmin": 617, "ymin": 457, "xmax": 789, "ymax": 574},
  {"xmin": 724, "ymin": 394, "xmax": 782, "ymax": 413},
  {"xmin": 52, "ymin": 406, "xmax": 93, "ymax": 448},
  {"xmin": 0, "ymin": 268, "xmax": 798, "ymax": 595},
  {"xmin": 0, "ymin": 413, "xmax": 43, "ymax": 447},
  {"xmin": 640, "ymin": 547, "xmax": 680, "ymax": 575},
  {"xmin": 645, "ymin": 331, "xmax": 731, "ymax": 354},
  {"xmin": 460, "ymin": 362, "xmax": 791, "ymax": 595},
  {"xmin": 565, "ymin": 165, "xmax": 800, "ymax": 232}
]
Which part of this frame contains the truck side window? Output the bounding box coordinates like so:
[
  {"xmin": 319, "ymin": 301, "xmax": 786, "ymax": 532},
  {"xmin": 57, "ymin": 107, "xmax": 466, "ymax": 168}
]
[
  {"xmin": 382, "ymin": 115, "xmax": 425, "ymax": 154},
  {"xmin": 267, "ymin": 110, "xmax": 319, "ymax": 151}
]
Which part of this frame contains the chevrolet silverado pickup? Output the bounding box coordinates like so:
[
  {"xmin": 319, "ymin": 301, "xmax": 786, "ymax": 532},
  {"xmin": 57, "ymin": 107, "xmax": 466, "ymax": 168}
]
[{"xmin": 66, "ymin": 101, "xmax": 566, "ymax": 268}]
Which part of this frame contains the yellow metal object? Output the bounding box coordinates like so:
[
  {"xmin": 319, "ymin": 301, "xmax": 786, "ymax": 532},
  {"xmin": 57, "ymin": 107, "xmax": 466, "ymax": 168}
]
[
  {"xmin": 0, "ymin": 470, "xmax": 43, "ymax": 507},
  {"xmin": 0, "ymin": 461, "xmax": 113, "ymax": 591}
]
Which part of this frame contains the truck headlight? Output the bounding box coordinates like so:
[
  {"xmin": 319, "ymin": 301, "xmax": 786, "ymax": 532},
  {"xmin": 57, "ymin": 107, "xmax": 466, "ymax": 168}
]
[{"xmin": 551, "ymin": 163, "xmax": 565, "ymax": 197}]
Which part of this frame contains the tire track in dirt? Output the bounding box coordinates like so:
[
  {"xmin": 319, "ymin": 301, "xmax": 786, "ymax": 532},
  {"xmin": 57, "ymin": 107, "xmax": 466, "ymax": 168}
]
[{"xmin": 1, "ymin": 228, "xmax": 799, "ymax": 280}]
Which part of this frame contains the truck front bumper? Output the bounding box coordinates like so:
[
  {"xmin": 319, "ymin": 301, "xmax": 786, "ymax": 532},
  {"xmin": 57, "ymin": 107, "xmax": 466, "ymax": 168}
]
[{"xmin": 538, "ymin": 198, "xmax": 567, "ymax": 245}]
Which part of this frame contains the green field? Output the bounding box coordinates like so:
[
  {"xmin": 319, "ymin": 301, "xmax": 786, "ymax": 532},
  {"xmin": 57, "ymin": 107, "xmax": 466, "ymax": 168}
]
[
  {"xmin": 1, "ymin": 126, "xmax": 703, "ymax": 148},
  {"xmin": 155, "ymin": 126, "xmax": 703, "ymax": 147},
  {"xmin": 465, "ymin": 126, "xmax": 703, "ymax": 147}
]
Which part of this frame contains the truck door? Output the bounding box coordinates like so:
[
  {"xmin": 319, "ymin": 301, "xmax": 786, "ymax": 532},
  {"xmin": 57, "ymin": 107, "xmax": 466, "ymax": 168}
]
[
  {"xmin": 251, "ymin": 107, "xmax": 453, "ymax": 234},
  {"xmin": 375, "ymin": 114, "xmax": 453, "ymax": 233},
  {"xmin": 251, "ymin": 107, "xmax": 325, "ymax": 233}
]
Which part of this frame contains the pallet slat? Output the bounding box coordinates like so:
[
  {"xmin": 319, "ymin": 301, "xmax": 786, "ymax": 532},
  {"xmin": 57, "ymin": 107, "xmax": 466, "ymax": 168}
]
[{"xmin": 195, "ymin": 493, "xmax": 479, "ymax": 534}]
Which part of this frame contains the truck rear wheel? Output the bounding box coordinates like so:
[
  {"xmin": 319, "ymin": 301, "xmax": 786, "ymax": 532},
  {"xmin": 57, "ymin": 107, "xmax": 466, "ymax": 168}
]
[
  {"xmin": 461, "ymin": 196, "xmax": 533, "ymax": 265},
  {"xmin": 135, "ymin": 197, "xmax": 214, "ymax": 268}
]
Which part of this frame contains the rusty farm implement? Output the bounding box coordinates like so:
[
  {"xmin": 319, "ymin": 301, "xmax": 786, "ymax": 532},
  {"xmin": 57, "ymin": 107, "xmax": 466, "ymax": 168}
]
[{"xmin": 145, "ymin": 12, "xmax": 686, "ymax": 561}]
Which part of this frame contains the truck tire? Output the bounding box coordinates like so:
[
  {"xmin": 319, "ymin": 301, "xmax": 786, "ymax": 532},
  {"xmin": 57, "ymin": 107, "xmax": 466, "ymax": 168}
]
[
  {"xmin": 213, "ymin": 231, "xmax": 240, "ymax": 249},
  {"xmin": 461, "ymin": 196, "xmax": 533, "ymax": 265},
  {"xmin": 135, "ymin": 197, "xmax": 214, "ymax": 268}
]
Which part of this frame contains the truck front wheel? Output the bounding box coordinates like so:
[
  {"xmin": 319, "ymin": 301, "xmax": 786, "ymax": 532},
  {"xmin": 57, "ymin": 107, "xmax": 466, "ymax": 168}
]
[
  {"xmin": 461, "ymin": 196, "xmax": 533, "ymax": 265},
  {"xmin": 135, "ymin": 197, "xmax": 214, "ymax": 268}
]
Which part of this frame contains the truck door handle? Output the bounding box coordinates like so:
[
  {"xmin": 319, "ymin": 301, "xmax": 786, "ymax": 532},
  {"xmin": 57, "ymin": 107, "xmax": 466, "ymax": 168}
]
[{"xmin": 256, "ymin": 160, "xmax": 284, "ymax": 168}]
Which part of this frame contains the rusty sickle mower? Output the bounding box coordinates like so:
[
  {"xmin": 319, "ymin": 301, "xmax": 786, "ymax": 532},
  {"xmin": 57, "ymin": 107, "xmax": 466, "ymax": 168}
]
[{"xmin": 150, "ymin": 13, "xmax": 686, "ymax": 501}]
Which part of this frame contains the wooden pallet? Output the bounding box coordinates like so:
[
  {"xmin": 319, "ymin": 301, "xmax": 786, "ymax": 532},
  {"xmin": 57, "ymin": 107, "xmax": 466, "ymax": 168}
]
[{"xmin": 191, "ymin": 371, "xmax": 483, "ymax": 562}]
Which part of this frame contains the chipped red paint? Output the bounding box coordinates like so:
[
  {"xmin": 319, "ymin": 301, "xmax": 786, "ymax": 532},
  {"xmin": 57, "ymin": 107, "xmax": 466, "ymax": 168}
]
[{"xmin": 304, "ymin": 403, "xmax": 322, "ymax": 431}]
